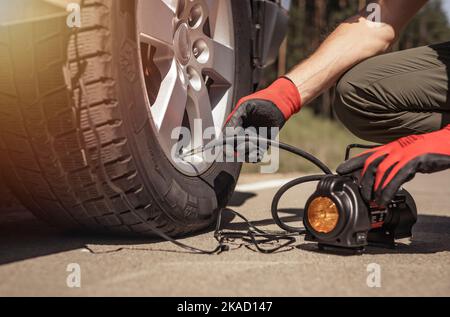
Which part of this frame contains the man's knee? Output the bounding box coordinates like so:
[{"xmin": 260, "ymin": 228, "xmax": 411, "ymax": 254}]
[
  {"xmin": 333, "ymin": 46, "xmax": 448, "ymax": 144},
  {"xmin": 334, "ymin": 60, "xmax": 396, "ymax": 143},
  {"xmin": 335, "ymin": 71, "xmax": 359, "ymax": 117},
  {"xmin": 334, "ymin": 68, "xmax": 379, "ymax": 142}
]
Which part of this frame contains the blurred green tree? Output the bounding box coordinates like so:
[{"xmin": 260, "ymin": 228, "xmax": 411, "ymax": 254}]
[{"xmin": 398, "ymin": 0, "xmax": 450, "ymax": 49}]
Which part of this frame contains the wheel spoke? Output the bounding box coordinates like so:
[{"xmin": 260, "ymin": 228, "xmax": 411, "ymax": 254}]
[
  {"xmin": 189, "ymin": 83, "xmax": 216, "ymax": 142},
  {"xmin": 138, "ymin": 0, "xmax": 176, "ymax": 46},
  {"xmin": 152, "ymin": 60, "xmax": 188, "ymax": 143},
  {"xmin": 204, "ymin": 0, "xmax": 221, "ymax": 38},
  {"xmin": 203, "ymin": 38, "xmax": 234, "ymax": 85}
]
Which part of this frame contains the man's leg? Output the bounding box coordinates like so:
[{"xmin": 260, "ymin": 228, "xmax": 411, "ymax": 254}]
[{"xmin": 334, "ymin": 42, "xmax": 450, "ymax": 144}]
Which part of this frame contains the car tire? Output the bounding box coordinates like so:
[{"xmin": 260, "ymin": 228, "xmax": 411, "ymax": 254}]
[{"xmin": 0, "ymin": 0, "xmax": 253, "ymax": 236}]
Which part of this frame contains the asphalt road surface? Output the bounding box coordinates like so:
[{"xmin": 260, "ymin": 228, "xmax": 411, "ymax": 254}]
[{"xmin": 1, "ymin": 171, "xmax": 449, "ymax": 296}]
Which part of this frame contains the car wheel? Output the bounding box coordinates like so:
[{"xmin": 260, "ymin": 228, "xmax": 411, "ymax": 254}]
[{"xmin": 0, "ymin": 0, "xmax": 253, "ymax": 236}]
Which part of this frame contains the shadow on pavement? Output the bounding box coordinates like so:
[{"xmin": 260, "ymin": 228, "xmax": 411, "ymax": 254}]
[
  {"xmin": 1, "ymin": 205, "xmax": 450, "ymax": 265},
  {"xmin": 225, "ymin": 208, "xmax": 304, "ymax": 231},
  {"xmin": 0, "ymin": 208, "xmax": 236, "ymax": 265},
  {"xmin": 297, "ymin": 214, "xmax": 450, "ymax": 255},
  {"xmin": 0, "ymin": 209, "xmax": 85, "ymax": 265},
  {"xmin": 228, "ymin": 191, "xmax": 257, "ymax": 207}
]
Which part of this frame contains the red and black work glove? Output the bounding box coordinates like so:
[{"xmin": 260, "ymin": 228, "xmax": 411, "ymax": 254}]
[
  {"xmin": 224, "ymin": 77, "xmax": 302, "ymax": 161},
  {"xmin": 337, "ymin": 126, "xmax": 450, "ymax": 206}
]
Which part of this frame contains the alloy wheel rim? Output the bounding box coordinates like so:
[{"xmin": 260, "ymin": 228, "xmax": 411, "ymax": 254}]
[{"xmin": 136, "ymin": 0, "xmax": 235, "ymax": 176}]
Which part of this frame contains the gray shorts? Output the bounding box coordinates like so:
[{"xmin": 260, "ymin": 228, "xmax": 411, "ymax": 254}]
[{"xmin": 334, "ymin": 41, "xmax": 450, "ymax": 144}]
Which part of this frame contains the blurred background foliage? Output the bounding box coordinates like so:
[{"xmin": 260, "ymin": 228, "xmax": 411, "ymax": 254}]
[{"xmin": 244, "ymin": 0, "xmax": 450, "ymax": 173}]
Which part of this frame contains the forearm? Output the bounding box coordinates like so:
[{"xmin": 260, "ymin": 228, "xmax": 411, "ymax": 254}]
[
  {"xmin": 286, "ymin": 15, "xmax": 393, "ymax": 104},
  {"xmin": 286, "ymin": 0, "xmax": 427, "ymax": 106}
]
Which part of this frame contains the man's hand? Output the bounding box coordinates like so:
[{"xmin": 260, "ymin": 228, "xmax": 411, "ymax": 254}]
[
  {"xmin": 337, "ymin": 126, "xmax": 450, "ymax": 206},
  {"xmin": 226, "ymin": 77, "xmax": 301, "ymax": 130},
  {"xmin": 225, "ymin": 77, "xmax": 301, "ymax": 161}
]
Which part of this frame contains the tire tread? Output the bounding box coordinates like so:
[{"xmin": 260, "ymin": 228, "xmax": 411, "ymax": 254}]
[{"xmin": 0, "ymin": 1, "xmax": 199, "ymax": 236}]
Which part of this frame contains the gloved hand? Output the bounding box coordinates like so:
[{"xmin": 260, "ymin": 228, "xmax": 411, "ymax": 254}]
[
  {"xmin": 224, "ymin": 77, "xmax": 302, "ymax": 161},
  {"xmin": 337, "ymin": 126, "xmax": 450, "ymax": 206}
]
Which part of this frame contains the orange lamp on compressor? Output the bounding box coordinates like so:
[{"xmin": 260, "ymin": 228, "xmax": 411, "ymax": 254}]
[{"xmin": 307, "ymin": 197, "xmax": 339, "ymax": 234}]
